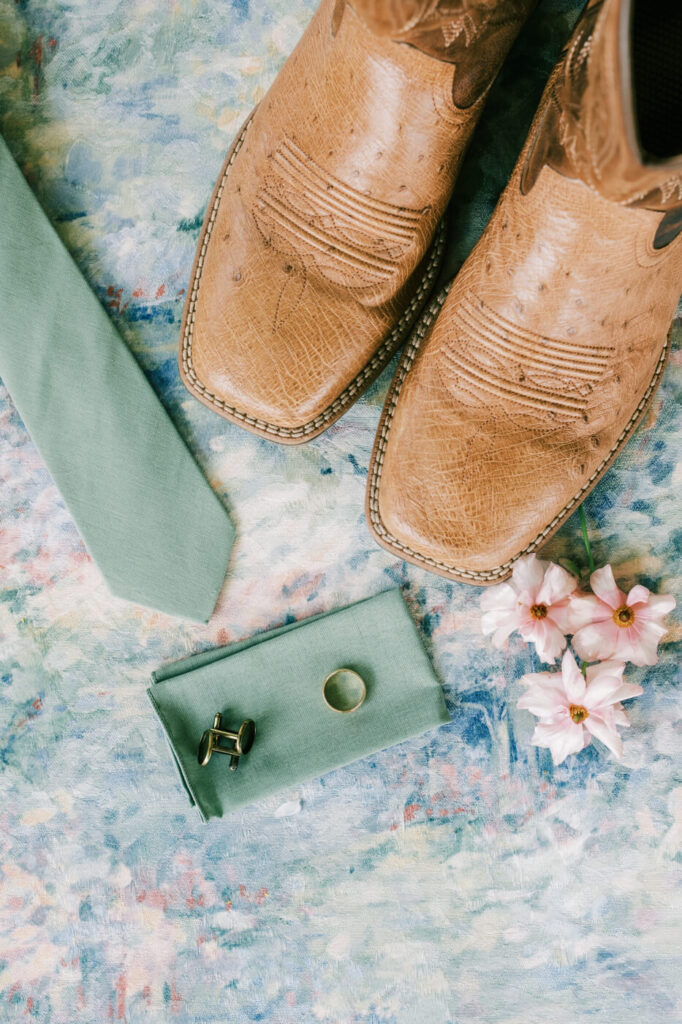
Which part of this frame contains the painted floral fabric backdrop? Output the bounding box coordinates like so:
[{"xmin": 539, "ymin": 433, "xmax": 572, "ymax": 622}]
[{"xmin": 1, "ymin": 1, "xmax": 681, "ymax": 1022}]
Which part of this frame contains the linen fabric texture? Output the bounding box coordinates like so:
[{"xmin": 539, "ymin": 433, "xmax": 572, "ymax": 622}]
[
  {"xmin": 0, "ymin": 136, "xmax": 234, "ymax": 622},
  {"xmin": 148, "ymin": 590, "xmax": 450, "ymax": 821}
]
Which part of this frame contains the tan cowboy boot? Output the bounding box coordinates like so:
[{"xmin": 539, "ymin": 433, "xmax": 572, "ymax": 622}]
[
  {"xmin": 179, "ymin": 0, "xmax": 535, "ymax": 442},
  {"xmin": 368, "ymin": 0, "xmax": 682, "ymax": 582}
]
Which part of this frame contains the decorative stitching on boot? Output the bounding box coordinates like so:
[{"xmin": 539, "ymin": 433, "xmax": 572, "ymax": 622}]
[
  {"xmin": 180, "ymin": 115, "xmax": 446, "ymax": 440},
  {"xmin": 253, "ymin": 138, "xmax": 425, "ymax": 289},
  {"xmin": 438, "ymin": 293, "xmax": 615, "ymax": 420}
]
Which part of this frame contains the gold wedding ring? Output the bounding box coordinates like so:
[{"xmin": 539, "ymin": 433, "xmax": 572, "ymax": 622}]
[{"xmin": 322, "ymin": 668, "xmax": 366, "ymax": 713}]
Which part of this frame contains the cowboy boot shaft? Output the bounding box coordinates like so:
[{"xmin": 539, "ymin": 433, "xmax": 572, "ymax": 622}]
[
  {"xmin": 348, "ymin": 0, "xmax": 538, "ymax": 105},
  {"xmin": 521, "ymin": 0, "xmax": 682, "ymax": 214}
]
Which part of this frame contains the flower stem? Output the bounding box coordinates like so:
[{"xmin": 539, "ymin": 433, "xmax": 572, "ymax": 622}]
[{"xmin": 578, "ymin": 504, "xmax": 595, "ymax": 575}]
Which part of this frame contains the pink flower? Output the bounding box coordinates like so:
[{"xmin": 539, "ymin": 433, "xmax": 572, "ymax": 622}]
[
  {"xmin": 481, "ymin": 553, "xmax": 580, "ymax": 664},
  {"xmin": 571, "ymin": 565, "xmax": 676, "ymax": 667},
  {"xmin": 517, "ymin": 649, "xmax": 642, "ymax": 765}
]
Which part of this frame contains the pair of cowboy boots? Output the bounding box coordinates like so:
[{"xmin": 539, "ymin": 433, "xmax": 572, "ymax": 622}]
[{"xmin": 179, "ymin": 0, "xmax": 682, "ymax": 585}]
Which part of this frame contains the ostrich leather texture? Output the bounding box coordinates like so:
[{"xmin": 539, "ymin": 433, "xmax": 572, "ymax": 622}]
[
  {"xmin": 368, "ymin": 0, "xmax": 682, "ymax": 583},
  {"xmin": 178, "ymin": 0, "xmax": 533, "ymax": 442}
]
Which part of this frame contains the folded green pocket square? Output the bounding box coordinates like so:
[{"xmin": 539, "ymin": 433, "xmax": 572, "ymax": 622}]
[{"xmin": 148, "ymin": 590, "xmax": 450, "ymax": 821}]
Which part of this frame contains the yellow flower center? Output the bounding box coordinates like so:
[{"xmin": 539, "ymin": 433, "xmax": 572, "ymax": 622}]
[
  {"xmin": 569, "ymin": 704, "xmax": 589, "ymax": 724},
  {"xmin": 530, "ymin": 603, "xmax": 548, "ymax": 620},
  {"xmin": 613, "ymin": 605, "xmax": 635, "ymax": 628}
]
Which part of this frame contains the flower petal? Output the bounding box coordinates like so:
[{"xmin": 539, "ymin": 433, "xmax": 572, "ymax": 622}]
[
  {"xmin": 590, "ymin": 565, "xmax": 625, "ymax": 610},
  {"xmin": 519, "ymin": 619, "xmax": 567, "ymax": 664},
  {"xmin": 511, "ymin": 553, "xmax": 546, "ymax": 603},
  {"xmin": 613, "ymin": 703, "xmax": 631, "ymax": 727},
  {"xmin": 517, "ymin": 680, "xmax": 568, "ymax": 719},
  {"xmin": 613, "ymin": 622, "xmax": 666, "ymax": 667},
  {"xmin": 637, "ymin": 593, "xmax": 676, "ymax": 619},
  {"xmin": 519, "ymin": 671, "xmax": 557, "ymax": 689},
  {"xmin": 584, "ymin": 712, "xmax": 623, "ymax": 759},
  {"xmin": 583, "ymin": 673, "xmax": 626, "ymax": 709},
  {"xmin": 480, "ymin": 582, "xmax": 518, "ymax": 613},
  {"xmin": 566, "ymin": 593, "xmax": 612, "ymax": 631},
  {"xmin": 536, "ymin": 563, "xmax": 579, "ymax": 606},
  {"xmin": 610, "ymin": 682, "xmax": 644, "ymax": 704},
  {"xmin": 481, "ymin": 607, "xmax": 522, "ymax": 646},
  {"xmin": 626, "ymin": 584, "xmax": 650, "ymax": 607},
  {"xmin": 531, "ymin": 719, "xmax": 587, "ymax": 765},
  {"xmin": 585, "ymin": 660, "xmax": 626, "ymax": 686},
  {"xmin": 548, "ymin": 602, "xmax": 576, "ymax": 634},
  {"xmin": 561, "ymin": 648, "xmax": 586, "ymax": 702},
  {"xmin": 572, "ymin": 621, "xmax": 619, "ymax": 662},
  {"xmin": 490, "ymin": 625, "xmax": 514, "ymax": 648}
]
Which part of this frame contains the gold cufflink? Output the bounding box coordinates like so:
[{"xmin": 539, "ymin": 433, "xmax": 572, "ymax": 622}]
[
  {"xmin": 197, "ymin": 713, "xmax": 256, "ymax": 770},
  {"xmin": 322, "ymin": 668, "xmax": 366, "ymax": 713}
]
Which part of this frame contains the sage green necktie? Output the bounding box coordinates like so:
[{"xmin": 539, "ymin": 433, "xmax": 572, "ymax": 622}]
[
  {"xmin": 148, "ymin": 590, "xmax": 450, "ymax": 820},
  {"xmin": 0, "ymin": 136, "xmax": 234, "ymax": 622}
]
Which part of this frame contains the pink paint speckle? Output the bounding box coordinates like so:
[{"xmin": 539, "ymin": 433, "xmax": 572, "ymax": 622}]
[
  {"xmin": 403, "ymin": 802, "xmax": 420, "ymax": 822},
  {"xmin": 115, "ymin": 973, "xmax": 126, "ymax": 1020}
]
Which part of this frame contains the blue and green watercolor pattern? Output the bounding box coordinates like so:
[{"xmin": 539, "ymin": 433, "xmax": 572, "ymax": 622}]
[{"xmin": 0, "ymin": 1, "xmax": 681, "ymax": 1021}]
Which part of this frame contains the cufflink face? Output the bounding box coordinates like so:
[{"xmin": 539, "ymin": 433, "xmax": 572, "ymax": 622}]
[
  {"xmin": 197, "ymin": 722, "xmax": 218, "ymax": 767},
  {"xmin": 198, "ymin": 713, "xmax": 256, "ymax": 769},
  {"xmin": 235, "ymin": 718, "xmax": 256, "ymax": 756},
  {"xmin": 322, "ymin": 668, "xmax": 366, "ymax": 713}
]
